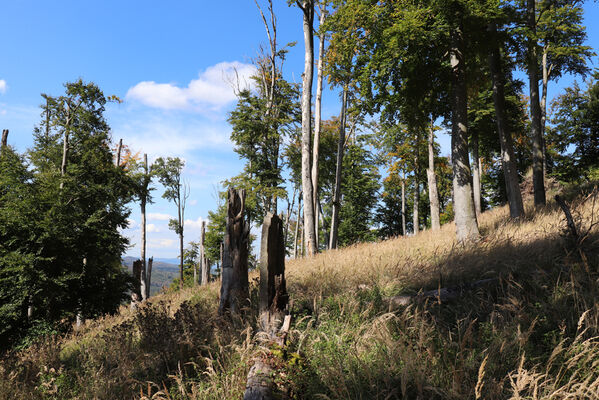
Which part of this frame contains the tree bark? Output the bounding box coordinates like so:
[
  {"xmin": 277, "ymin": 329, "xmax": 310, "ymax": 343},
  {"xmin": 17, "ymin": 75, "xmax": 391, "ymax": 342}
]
[
  {"xmin": 401, "ymin": 171, "xmax": 406, "ymax": 235},
  {"xmin": 311, "ymin": 5, "xmax": 326, "ymax": 251},
  {"xmin": 60, "ymin": 105, "xmax": 71, "ymax": 190},
  {"xmin": 471, "ymin": 129, "xmax": 482, "ymax": 215},
  {"xmin": 259, "ymin": 213, "xmax": 287, "ymax": 317},
  {"xmin": 413, "ymin": 132, "xmax": 420, "ymax": 235},
  {"xmin": 329, "ymin": 86, "xmax": 347, "ymax": 249},
  {"xmin": 487, "ymin": 27, "xmax": 525, "ymax": 219},
  {"xmin": 147, "ymin": 257, "xmax": 153, "ymax": 298},
  {"xmin": 201, "ymin": 220, "xmax": 209, "ymax": 285},
  {"xmin": 1, "ymin": 129, "xmax": 8, "ymax": 152},
  {"xmin": 140, "ymin": 154, "xmax": 148, "ymax": 301},
  {"xmin": 293, "ymin": 193, "xmax": 301, "ymax": 258},
  {"xmin": 427, "ymin": 120, "xmax": 441, "ymax": 230},
  {"xmin": 218, "ymin": 188, "xmax": 250, "ymax": 315},
  {"xmin": 541, "ymin": 44, "xmax": 551, "ymax": 179},
  {"xmin": 450, "ymin": 27, "xmax": 480, "ymax": 242},
  {"xmin": 299, "ymin": 0, "xmax": 317, "ymax": 256},
  {"xmin": 116, "ymin": 138, "xmax": 123, "ymax": 167},
  {"xmin": 527, "ymin": 0, "xmax": 547, "ymax": 207}
]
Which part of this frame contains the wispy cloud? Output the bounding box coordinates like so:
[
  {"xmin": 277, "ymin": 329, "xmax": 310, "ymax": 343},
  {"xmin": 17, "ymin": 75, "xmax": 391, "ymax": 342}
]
[
  {"xmin": 0, "ymin": 80, "xmax": 6, "ymax": 94},
  {"xmin": 147, "ymin": 223, "xmax": 161, "ymax": 233},
  {"xmin": 126, "ymin": 61, "xmax": 255, "ymax": 112}
]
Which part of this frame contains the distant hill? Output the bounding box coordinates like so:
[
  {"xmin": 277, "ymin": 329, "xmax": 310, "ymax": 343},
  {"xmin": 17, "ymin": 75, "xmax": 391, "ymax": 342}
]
[{"xmin": 122, "ymin": 256, "xmax": 179, "ymax": 295}]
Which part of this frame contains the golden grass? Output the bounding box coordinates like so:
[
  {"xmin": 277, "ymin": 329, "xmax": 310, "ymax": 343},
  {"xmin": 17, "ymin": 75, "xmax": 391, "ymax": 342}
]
[{"xmin": 2, "ymin": 186, "xmax": 599, "ymax": 399}]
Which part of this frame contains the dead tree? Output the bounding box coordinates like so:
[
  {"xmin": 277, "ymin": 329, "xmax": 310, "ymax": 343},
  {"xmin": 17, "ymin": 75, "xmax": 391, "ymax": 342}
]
[
  {"xmin": 218, "ymin": 188, "xmax": 250, "ymax": 315},
  {"xmin": 146, "ymin": 257, "xmax": 153, "ymax": 298},
  {"xmin": 259, "ymin": 212, "xmax": 288, "ymax": 332},
  {"xmin": 201, "ymin": 220, "xmax": 209, "ymax": 285},
  {"xmin": 1, "ymin": 129, "xmax": 8, "ymax": 152}
]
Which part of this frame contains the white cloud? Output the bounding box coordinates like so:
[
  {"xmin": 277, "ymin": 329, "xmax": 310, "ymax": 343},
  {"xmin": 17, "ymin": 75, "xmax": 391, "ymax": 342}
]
[
  {"xmin": 189, "ymin": 199, "xmax": 198, "ymax": 206},
  {"xmin": 0, "ymin": 80, "xmax": 6, "ymax": 94},
  {"xmin": 127, "ymin": 218, "xmax": 137, "ymax": 228},
  {"xmin": 149, "ymin": 238, "xmax": 175, "ymax": 248},
  {"xmin": 147, "ymin": 223, "xmax": 160, "ymax": 233},
  {"xmin": 185, "ymin": 217, "xmax": 205, "ymax": 230},
  {"xmin": 148, "ymin": 212, "xmax": 173, "ymax": 221},
  {"xmin": 126, "ymin": 61, "xmax": 255, "ymax": 112}
]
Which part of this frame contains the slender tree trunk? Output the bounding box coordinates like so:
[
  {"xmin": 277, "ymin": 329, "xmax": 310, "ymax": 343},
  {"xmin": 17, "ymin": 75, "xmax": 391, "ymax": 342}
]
[
  {"xmin": 219, "ymin": 188, "xmax": 250, "ymax": 315},
  {"xmin": 178, "ymin": 187, "xmax": 184, "ymax": 288},
  {"xmin": 201, "ymin": 220, "xmax": 209, "ymax": 285},
  {"xmin": 329, "ymin": 86, "xmax": 347, "ymax": 249},
  {"xmin": 527, "ymin": 0, "xmax": 546, "ymax": 207},
  {"xmin": 293, "ymin": 193, "xmax": 301, "ymax": 259},
  {"xmin": 471, "ymin": 129, "xmax": 482, "ymax": 215},
  {"xmin": 450, "ymin": 27, "xmax": 480, "ymax": 242},
  {"xmin": 311, "ymin": 6, "xmax": 326, "ymax": 252},
  {"xmin": 401, "ymin": 171, "xmax": 406, "ymax": 235},
  {"xmin": 147, "ymin": 257, "xmax": 153, "ymax": 298},
  {"xmin": 140, "ymin": 154, "xmax": 148, "ymax": 301},
  {"xmin": 413, "ymin": 134, "xmax": 420, "ymax": 235},
  {"xmin": 299, "ymin": 0, "xmax": 317, "ymax": 256},
  {"xmin": 541, "ymin": 44, "xmax": 551, "ymax": 179},
  {"xmin": 284, "ymin": 187, "xmax": 296, "ymax": 247},
  {"xmin": 427, "ymin": 120, "xmax": 441, "ymax": 230},
  {"xmin": 60, "ymin": 106, "xmax": 71, "ymax": 190},
  {"xmin": 116, "ymin": 138, "xmax": 123, "ymax": 167},
  {"xmin": 487, "ymin": 28, "xmax": 525, "ymax": 218}
]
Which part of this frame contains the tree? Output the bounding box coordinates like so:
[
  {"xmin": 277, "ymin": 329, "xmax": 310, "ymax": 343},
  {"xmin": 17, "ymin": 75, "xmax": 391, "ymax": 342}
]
[
  {"xmin": 153, "ymin": 157, "xmax": 188, "ymax": 289},
  {"xmin": 338, "ymin": 142, "xmax": 380, "ymax": 246},
  {"xmin": 549, "ymin": 72, "xmax": 599, "ymax": 181},
  {"xmin": 130, "ymin": 153, "xmax": 156, "ymax": 300},
  {"xmin": 296, "ymin": 0, "xmax": 318, "ymax": 255}
]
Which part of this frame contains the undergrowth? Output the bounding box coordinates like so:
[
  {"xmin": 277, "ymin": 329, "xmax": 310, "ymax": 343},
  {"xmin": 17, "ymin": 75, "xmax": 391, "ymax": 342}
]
[{"xmin": 1, "ymin": 186, "xmax": 599, "ymax": 399}]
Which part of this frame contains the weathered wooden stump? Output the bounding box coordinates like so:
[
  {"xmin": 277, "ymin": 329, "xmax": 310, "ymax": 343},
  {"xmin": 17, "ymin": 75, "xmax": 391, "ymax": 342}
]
[{"xmin": 218, "ymin": 188, "xmax": 250, "ymax": 315}]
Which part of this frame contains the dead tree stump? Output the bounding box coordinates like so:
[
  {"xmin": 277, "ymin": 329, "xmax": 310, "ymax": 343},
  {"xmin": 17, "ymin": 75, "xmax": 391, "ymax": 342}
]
[
  {"xmin": 1, "ymin": 129, "xmax": 8, "ymax": 150},
  {"xmin": 132, "ymin": 259, "xmax": 142, "ymax": 299},
  {"xmin": 218, "ymin": 188, "xmax": 250, "ymax": 315},
  {"xmin": 259, "ymin": 212, "xmax": 288, "ymax": 332}
]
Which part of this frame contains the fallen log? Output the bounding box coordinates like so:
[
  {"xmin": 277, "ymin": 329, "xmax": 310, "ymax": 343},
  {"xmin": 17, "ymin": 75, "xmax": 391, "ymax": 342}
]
[{"xmin": 385, "ymin": 278, "xmax": 498, "ymax": 309}]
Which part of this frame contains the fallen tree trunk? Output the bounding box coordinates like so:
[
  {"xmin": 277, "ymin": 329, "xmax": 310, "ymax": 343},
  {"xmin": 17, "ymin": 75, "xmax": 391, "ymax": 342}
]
[{"xmin": 384, "ymin": 278, "xmax": 498, "ymax": 309}]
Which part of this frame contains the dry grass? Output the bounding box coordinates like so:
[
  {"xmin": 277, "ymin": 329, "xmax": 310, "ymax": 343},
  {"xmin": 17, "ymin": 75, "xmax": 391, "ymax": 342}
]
[{"xmin": 1, "ymin": 185, "xmax": 599, "ymax": 399}]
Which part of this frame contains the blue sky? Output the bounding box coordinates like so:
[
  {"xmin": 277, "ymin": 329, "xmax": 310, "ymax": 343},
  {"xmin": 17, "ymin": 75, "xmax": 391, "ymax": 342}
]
[{"xmin": 1, "ymin": 1, "xmax": 598, "ymax": 258}]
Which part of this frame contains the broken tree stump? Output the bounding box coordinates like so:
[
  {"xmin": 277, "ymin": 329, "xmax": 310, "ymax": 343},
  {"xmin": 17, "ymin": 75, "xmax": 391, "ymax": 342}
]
[
  {"xmin": 259, "ymin": 212, "xmax": 288, "ymax": 333},
  {"xmin": 1, "ymin": 129, "xmax": 8, "ymax": 151},
  {"xmin": 218, "ymin": 188, "xmax": 250, "ymax": 315}
]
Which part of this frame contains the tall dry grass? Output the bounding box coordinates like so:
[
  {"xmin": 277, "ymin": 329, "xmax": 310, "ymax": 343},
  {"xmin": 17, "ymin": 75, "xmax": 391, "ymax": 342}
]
[{"xmin": 1, "ymin": 186, "xmax": 598, "ymax": 399}]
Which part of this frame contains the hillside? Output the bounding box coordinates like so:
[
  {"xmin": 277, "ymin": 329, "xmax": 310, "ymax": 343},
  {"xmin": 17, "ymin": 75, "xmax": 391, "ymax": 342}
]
[
  {"xmin": 122, "ymin": 257, "xmax": 179, "ymax": 296},
  {"xmin": 1, "ymin": 187, "xmax": 598, "ymax": 399}
]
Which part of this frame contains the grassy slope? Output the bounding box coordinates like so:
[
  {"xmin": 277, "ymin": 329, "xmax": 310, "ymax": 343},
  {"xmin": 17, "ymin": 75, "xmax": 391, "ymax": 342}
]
[{"xmin": 1, "ymin": 187, "xmax": 599, "ymax": 399}]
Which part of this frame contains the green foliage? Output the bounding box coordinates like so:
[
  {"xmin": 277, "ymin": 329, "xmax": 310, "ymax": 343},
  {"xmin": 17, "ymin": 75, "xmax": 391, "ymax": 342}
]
[
  {"xmin": 0, "ymin": 80, "xmax": 133, "ymax": 348},
  {"xmin": 549, "ymin": 72, "xmax": 599, "ymax": 182},
  {"xmin": 338, "ymin": 143, "xmax": 380, "ymax": 246}
]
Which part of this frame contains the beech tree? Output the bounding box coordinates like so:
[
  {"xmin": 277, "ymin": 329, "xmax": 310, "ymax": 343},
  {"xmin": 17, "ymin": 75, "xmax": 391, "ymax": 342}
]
[{"xmin": 153, "ymin": 157, "xmax": 188, "ymax": 289}]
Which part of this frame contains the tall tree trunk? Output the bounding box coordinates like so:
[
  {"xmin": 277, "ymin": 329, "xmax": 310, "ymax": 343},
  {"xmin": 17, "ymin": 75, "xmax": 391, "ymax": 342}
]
[
  {"xmin": 147, "ymin": 257, "xmax": 153, "ymax": 299},
  {"xmin": 471, "ymin": 129, "xmax": 482, "ymax": 215},
  {"xmin": 218, "ymin": 188, "xmax": 250, "ymax": 315},
  {"xmin": 450, "ymin": 27, "xmax": 480, "ymax": 242},
  {"xmin": 60, "ymin": 106, "xmax": 71, "ymax": 190},
  {"xmin": 284, "ymin": 187, "xmax": 296, "ymax": 247},
  {"xmin": 413, "ymin": 133, "xmax": 420, "ymax": 235},
  {"xmin": 401, "ymin": 171, "xmax": 406, "ymax": 235},
  {"xmin": 329, "ymin": 86, "xmax": 347, "ymax": 249},
  {"xmin": 293, "ymin": 193, "xmax": 301, "ymax": 259},
  {"xmin": 201, "ymin": 220, "xmax": 209, "ymax": 285},
  {"xmin": 527, "ymin": 0, "xmax": 546, "ymax": 207},
  {"xmin": 487, "ymin": 27, "xmax": 525, "ymax": 218},
  {"xmin": 427, "ymin": 120, "xmax": 441, "ymax": 230},
  {"xmin": 311, "ymin": 5, "xmax": 326, "ymax": 252},
  {"xmin": 541, "ymin": 44, "xmax": 551, "ymax": 179},
  {"xmin": 140, "ymin": 154, "xmax": 148, "ymax": 301},
  {"xmin": 299, "ymin": 0, "xmax": 317, "ymax": 256}
]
